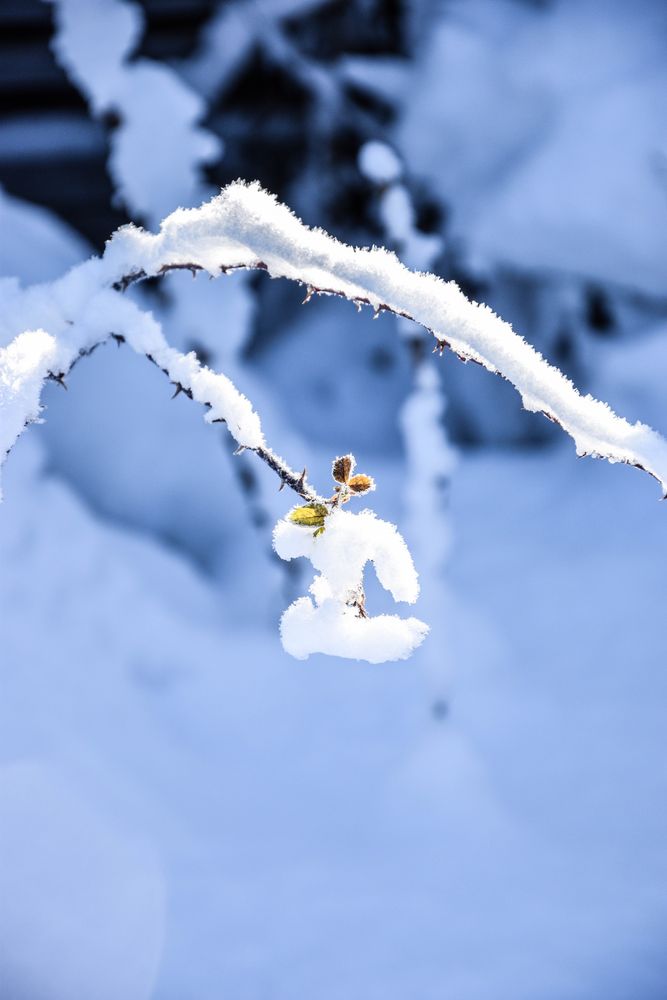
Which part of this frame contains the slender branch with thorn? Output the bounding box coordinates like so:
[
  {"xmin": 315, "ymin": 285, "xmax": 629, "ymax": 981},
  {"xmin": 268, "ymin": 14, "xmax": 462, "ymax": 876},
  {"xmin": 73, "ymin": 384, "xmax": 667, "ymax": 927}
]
[{"xmin": 3, "ymin": 181, "xmax": 667, "ymax": 503}]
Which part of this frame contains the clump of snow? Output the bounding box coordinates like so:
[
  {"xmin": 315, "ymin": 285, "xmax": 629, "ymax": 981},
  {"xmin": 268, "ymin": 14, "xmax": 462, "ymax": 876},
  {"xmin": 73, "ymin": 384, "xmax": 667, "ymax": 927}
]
[
  {"xmin": 47, "ymin": 0, "xmax": 221, "ymax": 225},
  {"xmin": 358, "ymin": 140, "xmax": 402, "ymax": 185},
  {"xmin": 274, "ymin": 508, "xmax": 428, "ymax": 663},
  {"xmin": 108, "ymin": 62, "xmax": 221, "ymax": 224},
  {"xmin": 47, "ymin": 0, "xmax": 142, "ymax": 114},
  {"xmin": 275, "ymin": 508, "xmax": 420, "ymax": 603},
  {"xmin": 377, "ymin": 180, "xmax": 442, "ymax": 274},
  {"xmin": 281, "ymin": 593, "xmax": 428, "ymax": 664},
  {"xmin": 0, "ymin": 329, "xmax": 58, "ymax": 490},
  {"xmin": 0, "ymin": 269, "xmax": 265, "ymax": 494}
]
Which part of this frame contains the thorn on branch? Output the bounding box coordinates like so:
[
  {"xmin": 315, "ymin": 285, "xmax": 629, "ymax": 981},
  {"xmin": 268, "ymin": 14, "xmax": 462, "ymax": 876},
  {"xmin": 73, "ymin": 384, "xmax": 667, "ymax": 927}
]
[
  {"xmin": 138, "ymin": 338, "xmax": 326, "ymax": 505},
  {"xmin": 302, "ymin": 285, "xmax": 315, "ymax": 304},
  {"xmin": 171, "ymin": 382, "xmax": 193, "ymax": 400},
  {"xmin": 49, "ymin": 372, "xmax": 68, "ymax": 390},
  {"xmin": 433, "ymin": 340, "xmax": 447, "ymax": 356},
  {"xmin": 295, "ymin": 467, "xmax": 307, "ymax": 492},
  {"xmin": 278, "ymin": 481, "xmax": 286, "ymax": 492},
  {"xmin": 234, "ymin": 445, "xmax": 246, "ymax": 455},
  {"xmin": 111, "ymin": 333, "xmax": 125, "ymax": 347}
]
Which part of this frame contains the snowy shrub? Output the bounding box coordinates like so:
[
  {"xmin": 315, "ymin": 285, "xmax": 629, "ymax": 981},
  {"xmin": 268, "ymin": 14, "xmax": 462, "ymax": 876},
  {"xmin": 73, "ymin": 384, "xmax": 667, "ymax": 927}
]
[{"xmin": 2, "ymin": 180, "xmax": 667, "ymax": 663}]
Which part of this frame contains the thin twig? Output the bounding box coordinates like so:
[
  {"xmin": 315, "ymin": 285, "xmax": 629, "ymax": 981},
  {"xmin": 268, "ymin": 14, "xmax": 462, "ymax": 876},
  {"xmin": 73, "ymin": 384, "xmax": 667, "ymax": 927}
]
[
  {"xmin": 112, "ymin": 259, "xmax": 665, "ymax": 493},
  {"xmin": 142, "ymin": 348, "xmax": 324, "ymax": 502}
]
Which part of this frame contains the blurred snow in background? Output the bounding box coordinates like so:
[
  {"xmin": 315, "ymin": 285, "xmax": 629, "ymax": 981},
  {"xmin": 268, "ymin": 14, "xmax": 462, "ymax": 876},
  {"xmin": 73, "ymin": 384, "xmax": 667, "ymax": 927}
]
[{"xmin": 1, "ymin": 1, "xmax": 667, "ymax": 997}]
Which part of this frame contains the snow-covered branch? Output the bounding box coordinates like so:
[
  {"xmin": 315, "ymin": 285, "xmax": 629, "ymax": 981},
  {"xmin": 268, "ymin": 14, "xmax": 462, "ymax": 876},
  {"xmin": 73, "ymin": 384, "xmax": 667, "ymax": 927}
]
[
  {"xmin": 3, "ymin": 176, "xmax": 667, "ymax": 524},
  {"xmin": 142, "ymin": 347, "xmax": 322, "ymax": 504},
  {"xmin": 102, "ymin": 182, "xmax": 667, "ymax": 495},
  {"xmin": 3, "ymin": 177, "xmax": 667, "ymax": 532},
  {"xmin": 0, "ymin": 279, "xmax": 320, "ymax": 505},
  {"xmin": 0, "ymin": 280, "xmax": 422, "ymax": 663},
  {"xmin": 2, "ymin": 180, "xmax": 667, "ymax": 663}
]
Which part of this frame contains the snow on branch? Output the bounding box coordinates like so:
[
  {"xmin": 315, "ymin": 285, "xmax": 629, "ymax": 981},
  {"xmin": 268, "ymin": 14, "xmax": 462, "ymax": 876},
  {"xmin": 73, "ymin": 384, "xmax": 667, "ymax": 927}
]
[
  {"xmin": 2, "ymin": 181, "xmax": 667, "ymax": 662},
  {"xmin": 0, "ymin": 287, "xmax": 422, "ymax": 661},
  {"xmin": 103, "ymin": 181, "xmax": 667, "ymax": 495},
  {"xmin": 0, "ymin": 275, "xmax": 321, "ymax": 504},
  {"xmin": 0, "ymin": 330, "xmax": 59, "ymax": 470}
]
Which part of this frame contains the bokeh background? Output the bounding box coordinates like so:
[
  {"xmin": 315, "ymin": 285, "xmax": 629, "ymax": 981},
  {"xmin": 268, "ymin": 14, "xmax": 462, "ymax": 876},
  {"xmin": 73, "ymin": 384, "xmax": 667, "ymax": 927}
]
[{"xmin": 2, "ymin": 1, "xmax": 667, "ymax": 997}]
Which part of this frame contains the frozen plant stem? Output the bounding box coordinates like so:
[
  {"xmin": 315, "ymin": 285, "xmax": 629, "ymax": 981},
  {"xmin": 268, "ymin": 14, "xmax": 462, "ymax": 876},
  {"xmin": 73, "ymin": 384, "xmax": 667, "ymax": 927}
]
[
  {"xmin": 102, "ymin": 182, "xmax": 667, "ymax": 495},
  {"xmin": 3, "ymin": 181, "xmax": 667, "ymax": 500},
  {"xmin": 140, "ymin": 347, "xmax": 323, "ymax": 503},
  {"xmin": 6, "ymin": 182, "xmax": 665, "ymax": 663}
]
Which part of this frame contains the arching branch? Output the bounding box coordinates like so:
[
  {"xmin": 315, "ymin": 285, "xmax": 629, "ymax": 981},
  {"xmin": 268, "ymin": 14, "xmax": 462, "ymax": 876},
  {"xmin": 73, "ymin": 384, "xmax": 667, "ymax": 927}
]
[
  {"xmin": 142, "ymin": 349, "xmax": 322, "ymax": 503},
  {"xmin": 101, "ymin": 182, "xmax": 667, "ymax": 496},
  {"xmin": 3, "ymin": 181, "xmax": 667, "ymax": 501}
]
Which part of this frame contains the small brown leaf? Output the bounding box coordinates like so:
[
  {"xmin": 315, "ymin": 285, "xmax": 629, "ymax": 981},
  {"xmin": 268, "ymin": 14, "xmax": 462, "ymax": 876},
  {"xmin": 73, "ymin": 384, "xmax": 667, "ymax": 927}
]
[
  {"xmin": 347, "ymin": 474, "xmax": 375, "ymax": 494},
  {"xmin": 332, "ymin": 454, "xmax": 355, "ymax": 484}
]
